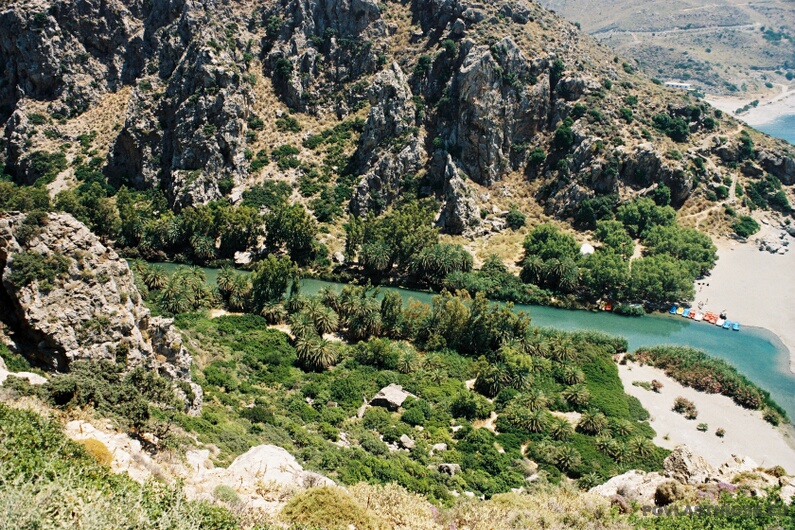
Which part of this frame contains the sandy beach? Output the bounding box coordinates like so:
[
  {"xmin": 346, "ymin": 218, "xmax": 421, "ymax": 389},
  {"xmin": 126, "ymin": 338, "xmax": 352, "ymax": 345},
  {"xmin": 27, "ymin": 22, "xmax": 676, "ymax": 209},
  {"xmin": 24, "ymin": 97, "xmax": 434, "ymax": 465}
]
[
  {"xmin": 691, "ymin": 225, "xmax": 795, "ymax": 373},
  {"xmin": 706, "ymin": 84, "xmax": 795, "ymax": 128},
  {"xmin": 619, "ymin": 361, "xmax": 795, "ymax": 471}
]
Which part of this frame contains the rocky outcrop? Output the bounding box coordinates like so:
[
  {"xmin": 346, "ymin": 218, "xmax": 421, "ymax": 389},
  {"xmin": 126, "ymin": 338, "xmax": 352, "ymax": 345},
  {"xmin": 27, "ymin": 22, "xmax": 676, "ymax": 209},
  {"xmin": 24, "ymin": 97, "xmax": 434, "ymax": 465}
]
[
  {"xmin": 0, "ymin": 212, "xmax": 200, "ymax": 409},
  {"xmin": 369, "ymin": 383, "xmax": 415, "ymax": 411},
  {"xmin": 437, "ymin": 155, "xmax": 481, "ymax": 235},
  {"xmin": 589, "ymin": 469, "xmax": 668, "ymax": 505},
  {"xmin": 756, "ymin": 149, "xmax": 795, "ymax": 185},
  {"xmin": 663, "ymin": 445, "xmax": 715, "ymax": 485},
  {"xmin": 350, "ymin": 63, "xmax": 425, "ymax": 214},
  {"xmin": 66, "ymin": 418, "xmax": 332, "ymax": 513},
  {"xmin": 592, "ymin": 445, "xmax": 795, "ymax": 506}
]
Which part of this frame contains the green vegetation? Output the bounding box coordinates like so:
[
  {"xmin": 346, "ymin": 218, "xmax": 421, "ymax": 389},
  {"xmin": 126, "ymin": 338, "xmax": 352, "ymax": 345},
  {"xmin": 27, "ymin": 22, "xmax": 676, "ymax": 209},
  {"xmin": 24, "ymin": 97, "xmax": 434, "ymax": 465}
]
[
  {"xmin": 732, "ymin": 215, "xmax": 759, "ymax": 238},
  {"xmin": 7, "ymin": 251, "xmax": 71, "ymax": 291},
  {"xmin": 628, "ymin": 346, "xmax": 786, "ymax": 422},
  {"xmin": 0, "ymin": 403, "xmax": 237, "ymax": 529}
]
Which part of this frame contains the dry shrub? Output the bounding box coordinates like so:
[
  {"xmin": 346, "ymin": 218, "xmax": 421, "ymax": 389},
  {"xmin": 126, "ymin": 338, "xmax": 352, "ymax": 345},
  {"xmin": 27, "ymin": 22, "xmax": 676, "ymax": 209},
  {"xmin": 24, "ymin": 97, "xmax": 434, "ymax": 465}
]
[
  {"xmin": 77, "ymin": 438, "xmax": 113, "ymax": 466},
  {"xmin": 348, "ymin": 483, "xmax": 440, "ymax": 530},
  {"xmin": 280, "ymin": 486, "xmax": 386, "ymax": 530},
  {"xmin": 654, "ymin": 481, "xmax": 685, "ymax": 506},
  {"xmin": 444, "ymin": 484, "xmax": 631, "ymax": 530}
]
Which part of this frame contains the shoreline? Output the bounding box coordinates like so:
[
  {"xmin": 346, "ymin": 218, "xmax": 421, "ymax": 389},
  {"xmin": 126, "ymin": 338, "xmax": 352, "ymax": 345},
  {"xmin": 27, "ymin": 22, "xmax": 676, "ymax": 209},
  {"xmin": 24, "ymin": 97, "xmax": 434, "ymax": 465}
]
[
  {"xmin": 706, "ymin": 84, "xmax": 795, "ymax": 128},
  {"xmin": 618, "ymin": 361, "xmax": 795, "ymax": 471},
  {"xmin": 691, "ymin": 229, "xmax": 795, "ymax": 375}
]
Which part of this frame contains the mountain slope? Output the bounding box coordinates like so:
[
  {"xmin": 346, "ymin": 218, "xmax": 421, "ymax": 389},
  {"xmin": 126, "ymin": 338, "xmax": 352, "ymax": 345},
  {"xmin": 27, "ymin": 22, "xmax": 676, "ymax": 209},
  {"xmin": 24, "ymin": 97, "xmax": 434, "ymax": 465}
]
[{"xmin": 0, "ymin": 0, "xmax": 792, "ymax": 241}]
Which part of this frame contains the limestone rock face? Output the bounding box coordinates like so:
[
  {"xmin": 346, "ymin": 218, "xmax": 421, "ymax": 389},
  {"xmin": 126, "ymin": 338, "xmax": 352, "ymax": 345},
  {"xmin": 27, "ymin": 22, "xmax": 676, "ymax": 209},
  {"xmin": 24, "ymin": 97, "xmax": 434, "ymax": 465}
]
[
  {"xmin": 663, "ymin": 445, "xmax": 715, "ymax": 485},
  {"xmin": 756, "ymin": 149, "xmax": 795, "ymax": 185},
  {"xmin": 0, "ymin": 212, "xmax": 200, "ymax": 408},
  {"xmin": 437, "ymin": 155, "xmax": 481, "ymax": 236},
  {"xmin": 589, "ymin": 470, "xmax": 668, "ymax": 505},
  {"xmin": 350, "ymin": 63, "xmax": 425, "ymax": 214}
]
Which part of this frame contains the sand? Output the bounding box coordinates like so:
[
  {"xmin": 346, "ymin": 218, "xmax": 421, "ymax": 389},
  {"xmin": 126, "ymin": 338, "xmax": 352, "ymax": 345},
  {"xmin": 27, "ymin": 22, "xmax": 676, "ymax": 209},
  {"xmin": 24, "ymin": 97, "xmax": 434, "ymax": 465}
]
[
  {"xmin": 691, "ymin": 227, "xmax": 795, "ymax": 373},
  {"xmin": 619, "ymin": 361, "xmax": 795, "ymax": 471},
  {"xmin": 707, "ymin": 84, "xmax": 795, "ymax": 128}
]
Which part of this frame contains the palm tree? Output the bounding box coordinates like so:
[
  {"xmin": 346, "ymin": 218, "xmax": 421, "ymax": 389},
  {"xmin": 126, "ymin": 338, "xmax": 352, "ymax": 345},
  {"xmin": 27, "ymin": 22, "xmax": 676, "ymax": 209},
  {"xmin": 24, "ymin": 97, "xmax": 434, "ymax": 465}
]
[
  {"xmin": 190, "ymin": 234, "xmax": 216, "ymax": 261},
  {"xmin": 558, "ymin": 258, "xmax": 580, "ymax": 292},
  {"xmin": 508, "ymin": 368, "xmax": 534, "ymax": 391},
  {"xmin": 260, "ymin": 302, "xmax": 287, "ymax": 324},
  {"xmin": 561, "ymin": 384, "xmax": 591, "ymax": 408},
  {"xmin": 578, "ymin": 410, "xmax": 608, "ymax": 435},
  {"xmin": 525, "ymin": 408, "xmax": 550, "ymax": 433},
  {"xmin": 611, "ymin": 419, "xmax": 634, "ymax": 438},
  {"xmin": 562, "ymin": 366, "xmax": 585, "ymax": 385},
  {"xmin": 227, "ymin": 274, "xmax": 251, "ymax": 311},
  {"xmin": 475, "ymin": 363, "xmax": 511, "ymax": 398},
  {"xmin": 318, "ymin": 286, "xmax": 340, "ymax": 312},
  {"xmin": 143, "ymin": 264, "xmax": 168, "ymax": 291},
  {"xmin": 216, "ymin": 265, "xmax": 236, "ymax": 296},
  {"xmin": 522, "ymin": 389, "xmax": 549, "ymax": 411},
  {"xmin": 595, "ymin": 434, "xmax": 613, "ymax": 453},
  {"xmin": 549, "ymin": 417, "xmax": 573, "ymax": 441},
  {"xmin": 159, "ymin": 281, "xmax": 189, "ymax": 315},
  {"xmin": 554, "ymin": 446, "xmax": 581, "ymax": 471},
  {"xmin": 521, "ymin": 255, "xmax": 545, "ymax": 285},
  {"xmin": 300, "ymin": 337, "xmax": 338, "ymax": 371},
  {"xmin": 289, "ymin": 312, "xmax": 316, "ymax": 339},
  {"xmin": 550, "ymin": 337, "xmax": 577, "ymax": 362},
  {"xmin": 346, "ymin": 298, "xmax": 382, "ymax": 341},
  {"xmin": 359, "ymin": 241, "xmax": 392, "ymax": 275},
  {"xmin": 628, "ymin": 436, "xmax": 654, "ymax": 458},
  {"xmin": 396, "ymin": 347, "xmax": 419, "ymax": 374}
]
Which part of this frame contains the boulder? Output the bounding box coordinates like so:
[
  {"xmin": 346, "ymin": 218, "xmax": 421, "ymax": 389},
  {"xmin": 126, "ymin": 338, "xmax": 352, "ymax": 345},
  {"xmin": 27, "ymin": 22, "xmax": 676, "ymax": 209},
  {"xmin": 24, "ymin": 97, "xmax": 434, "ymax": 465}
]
[
  {"xmin": 369, "ymin": 384, "xmax": 416, "ymax": 411},
  {"xmin": 399, "ymin": 434, "xmax": 415, "ymax": 450},
  {"xmin": 663, "ymin": 445, "xmax": 715, "ymax": 485},
  {"xmin": 431, "ymin": 443, "xmax": 448, "ymax": 453},
  {"xmin": 589, "ymin": 470, "xmax": 669, "ymax": 505},
  {"xmin": 438, "ymin": 463, "xmax": 462, "ymax": 476}
]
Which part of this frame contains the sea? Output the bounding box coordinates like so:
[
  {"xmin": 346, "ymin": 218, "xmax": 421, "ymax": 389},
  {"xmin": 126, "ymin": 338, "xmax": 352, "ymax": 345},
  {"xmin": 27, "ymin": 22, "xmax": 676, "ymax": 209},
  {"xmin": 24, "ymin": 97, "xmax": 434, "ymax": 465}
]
[{"xmin": 756, "ymin": 114, "xmax": 795, "ymax": 145}]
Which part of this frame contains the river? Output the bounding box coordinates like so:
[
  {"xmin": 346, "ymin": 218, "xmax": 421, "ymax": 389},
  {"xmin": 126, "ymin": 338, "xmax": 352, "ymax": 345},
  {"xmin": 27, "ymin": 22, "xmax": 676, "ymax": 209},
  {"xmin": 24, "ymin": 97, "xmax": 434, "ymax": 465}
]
[{"xmin": 153, "ymin": 263, "xmax": 795, "ymax": 419}]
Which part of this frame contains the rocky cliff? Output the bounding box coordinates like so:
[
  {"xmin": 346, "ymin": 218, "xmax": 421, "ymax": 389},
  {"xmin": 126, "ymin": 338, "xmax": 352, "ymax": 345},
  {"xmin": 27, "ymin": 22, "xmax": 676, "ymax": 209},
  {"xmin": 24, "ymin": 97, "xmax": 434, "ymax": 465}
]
[
  {"xmin": 0, "ymin": 211, "xmax": 201, "ymax": 409},
  {"xmin": 0, "ymin": 0, "xmax": 793, "ymax": 234}
]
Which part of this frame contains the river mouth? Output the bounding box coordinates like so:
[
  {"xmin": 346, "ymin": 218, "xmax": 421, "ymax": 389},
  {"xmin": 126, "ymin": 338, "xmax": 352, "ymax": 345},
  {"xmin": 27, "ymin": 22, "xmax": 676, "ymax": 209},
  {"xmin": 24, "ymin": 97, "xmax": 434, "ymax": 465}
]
[{"xmin": 148, "ymin": 262, "xmax": 795, "ymax": 420}]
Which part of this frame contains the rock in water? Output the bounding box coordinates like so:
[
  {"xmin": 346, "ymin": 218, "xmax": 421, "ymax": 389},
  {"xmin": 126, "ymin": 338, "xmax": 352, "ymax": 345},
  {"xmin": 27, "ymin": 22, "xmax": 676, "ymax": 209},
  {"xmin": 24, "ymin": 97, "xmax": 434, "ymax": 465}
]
[{"xmin": 0, "ymin": 212, "xmax": 201, "ymax": 411}]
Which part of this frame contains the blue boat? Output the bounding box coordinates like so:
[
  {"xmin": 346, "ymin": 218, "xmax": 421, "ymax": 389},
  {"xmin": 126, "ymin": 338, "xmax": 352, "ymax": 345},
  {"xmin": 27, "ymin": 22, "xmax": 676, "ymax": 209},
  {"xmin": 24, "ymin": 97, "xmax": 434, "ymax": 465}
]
[
  {"xmin": 669, "ymin": 305, "xmax": 678, "ymax": 314},
  {"xmin": 723, "ymin": 320, "xmax": 732, "ymax": 330},
  {"xmin": 682, "ymin": 308, "xmax": 691, "ymax": 318},
  {"xmin": 732, "ymin": 322, "xmax": 740, "ymax": 331}
]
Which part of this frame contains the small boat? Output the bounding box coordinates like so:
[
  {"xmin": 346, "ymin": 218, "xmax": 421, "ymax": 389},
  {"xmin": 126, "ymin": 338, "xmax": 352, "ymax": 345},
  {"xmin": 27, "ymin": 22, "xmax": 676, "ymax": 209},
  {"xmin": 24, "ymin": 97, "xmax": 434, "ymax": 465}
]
[
  {"xmin": 723, "ymin": 320, "xmax": 732, "ymax": 330},
  {"xmin": 715, "ymin": 318, "xmax": 725, "ymax": 327},
  {"xmin": 704, "ymin": 312, "xmax": 718, "ymax": 324},
  {"xmin": 689, "ymin": 310, "xmax": 697, "ymax": 319},
  {"xmin": 682, "ymin": 308, "xmax": 691, "ymax": 318},
  {"xmin": 676, "ymin": 307, "xmax": 685, "ymax": 315},
  {"xmin": 732, "ymin": 322, "xmax": 740, "ymax": 331},
  {"xmin": 669, "ymin": 305, "xmax": 678, "ymax": 314},
  {"xmin": 694, "ymin": 312, "xmax": 704, "ymax": 321},
  {"xmin": 604, "ymin": 302, "xmax": 613, "ymax": 311}
]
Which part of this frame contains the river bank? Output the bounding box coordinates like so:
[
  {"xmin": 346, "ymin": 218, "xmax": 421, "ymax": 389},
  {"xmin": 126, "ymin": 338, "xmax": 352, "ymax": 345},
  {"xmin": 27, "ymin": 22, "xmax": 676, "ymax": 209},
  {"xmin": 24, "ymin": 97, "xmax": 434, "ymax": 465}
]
[
  {"xmin": 618, "ymin": 361, "xmax": 795, "ymax": 472},
  {"xmin": 691, "ymin": 231, "xmax": 795, "ymax": 374}
]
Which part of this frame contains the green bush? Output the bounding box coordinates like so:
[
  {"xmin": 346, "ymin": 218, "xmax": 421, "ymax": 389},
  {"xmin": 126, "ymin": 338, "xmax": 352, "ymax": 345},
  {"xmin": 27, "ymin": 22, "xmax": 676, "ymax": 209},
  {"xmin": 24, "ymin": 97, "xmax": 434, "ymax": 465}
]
[
  {"xmin": 732, "ymin": 215, "xmax": 760, "ymax": 238},
  {"xmin": 7, "ymin": 251, "xmax": 71, "ymax": 290}
]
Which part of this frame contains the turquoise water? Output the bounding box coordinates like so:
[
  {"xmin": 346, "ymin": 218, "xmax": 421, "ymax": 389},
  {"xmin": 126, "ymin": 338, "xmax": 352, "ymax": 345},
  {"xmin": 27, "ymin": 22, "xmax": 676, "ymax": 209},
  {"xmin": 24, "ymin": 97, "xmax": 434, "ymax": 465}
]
[
  {"xmin": 756, "ymin": 114, "xmax": 795, "ymax": 145},
  {"xmin": 300, "ymin": 279, "xmax": 795, "ymax": 420},
  {"xmin": 149, "ymin": 263, "xmax": 795, "ymax": 419}
]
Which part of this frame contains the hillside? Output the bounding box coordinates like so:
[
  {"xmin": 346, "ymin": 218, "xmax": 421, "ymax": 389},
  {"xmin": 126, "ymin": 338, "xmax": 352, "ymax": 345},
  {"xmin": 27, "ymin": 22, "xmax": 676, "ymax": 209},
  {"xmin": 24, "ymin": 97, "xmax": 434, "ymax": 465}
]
[{"xmin": 537, "ymin": 0, "xmax": 795, "ymax": 96}]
